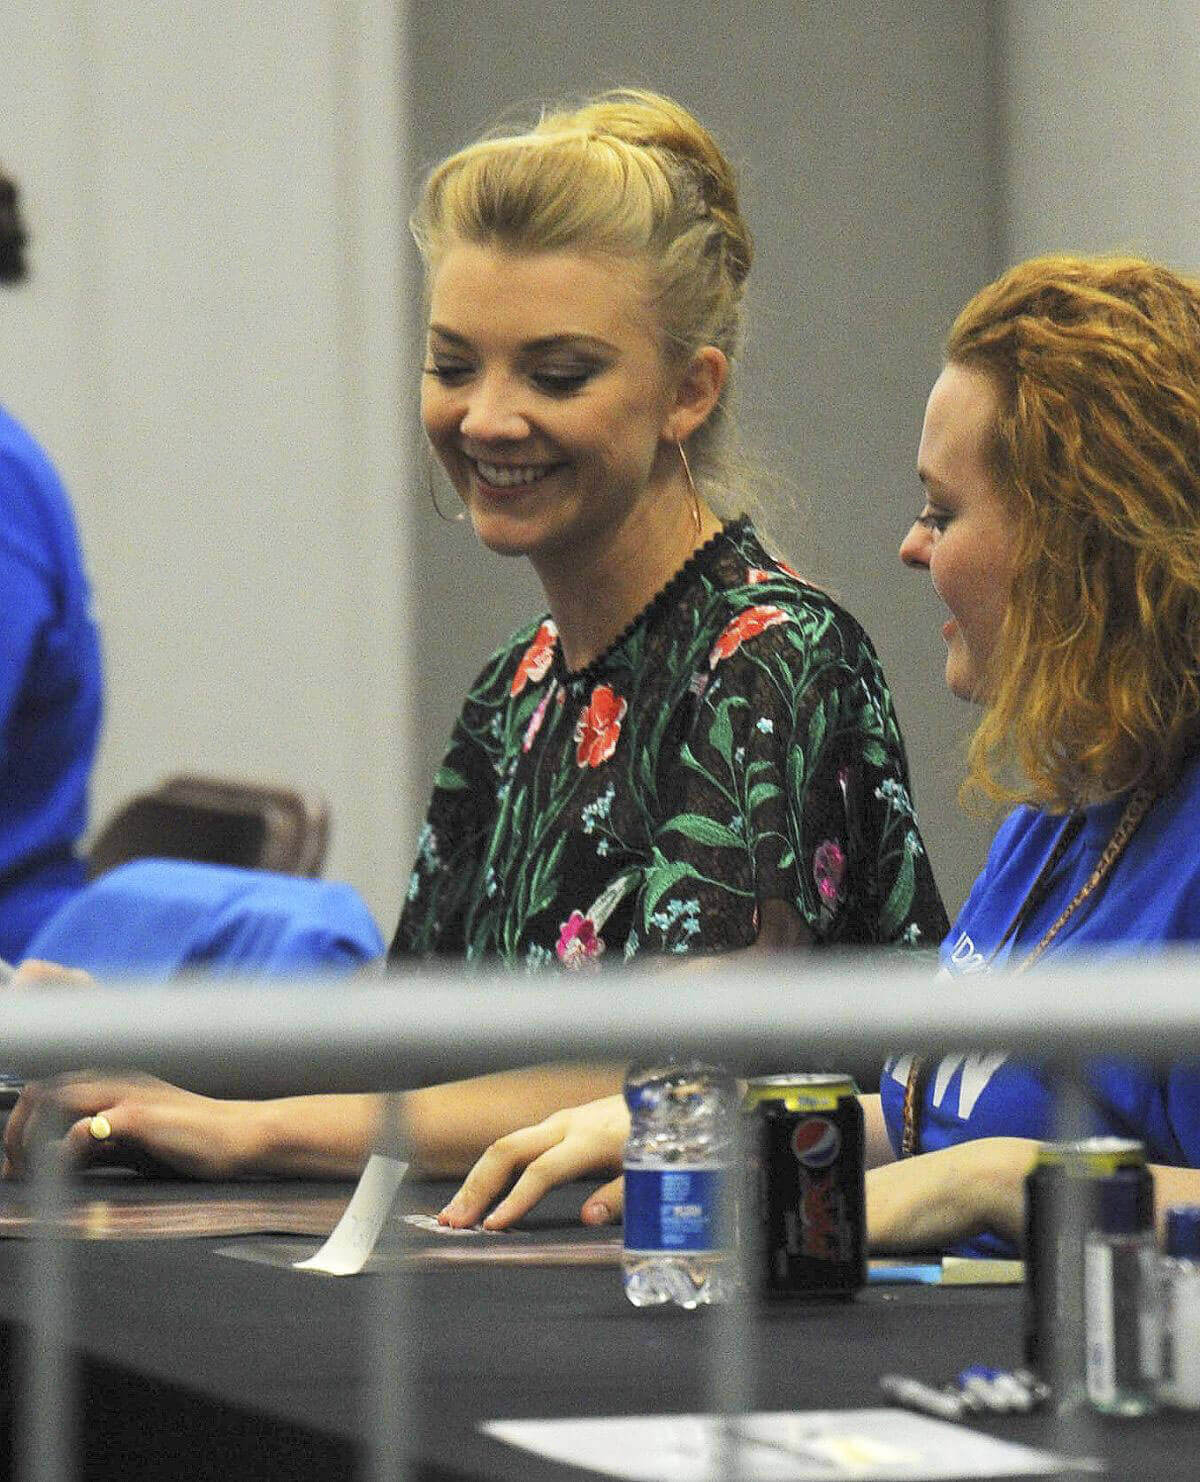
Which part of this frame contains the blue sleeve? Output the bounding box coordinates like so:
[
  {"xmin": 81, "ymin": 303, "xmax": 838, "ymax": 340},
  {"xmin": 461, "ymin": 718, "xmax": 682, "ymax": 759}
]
[
  {"xmin": 0, "ymin": 410, "xmax": 102, "ymax": 956},
  {"xmin": 1166, "ymin": 1062, "xmax": 1200, "ymax": 1165},
  {"xmin": 0, "ymin": 443, "xmax": 62, "ymax": 747}
]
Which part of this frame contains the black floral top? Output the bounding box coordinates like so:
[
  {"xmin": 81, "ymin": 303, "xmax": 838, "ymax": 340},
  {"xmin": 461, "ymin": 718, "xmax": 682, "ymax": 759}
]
[{"xmin": 390, "ymin": 521, "xmax": 947, "ymax": 968}]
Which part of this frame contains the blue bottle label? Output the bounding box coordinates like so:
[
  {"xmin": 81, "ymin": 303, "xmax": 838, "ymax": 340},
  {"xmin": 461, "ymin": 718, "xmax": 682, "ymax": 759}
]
[{"xmin": 623, "ymin": 1166, "xmax": 724, "ymax": 1254}]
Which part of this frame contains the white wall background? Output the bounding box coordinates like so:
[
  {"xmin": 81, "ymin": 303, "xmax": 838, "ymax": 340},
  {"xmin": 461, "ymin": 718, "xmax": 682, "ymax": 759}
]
[
  {"xmin": 2, "ymin": 0, "xmax": 414, "ymax": 932},
  {"xmin": 1001, "ymin": 0, "xmax": 1200, "ymax": 272}
]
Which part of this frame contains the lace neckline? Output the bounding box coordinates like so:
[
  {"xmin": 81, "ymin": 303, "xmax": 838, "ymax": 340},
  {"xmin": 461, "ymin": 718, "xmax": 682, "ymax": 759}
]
[{"xmin": 555, "ymin": 518, "xmax": 750, "ymax": 686}]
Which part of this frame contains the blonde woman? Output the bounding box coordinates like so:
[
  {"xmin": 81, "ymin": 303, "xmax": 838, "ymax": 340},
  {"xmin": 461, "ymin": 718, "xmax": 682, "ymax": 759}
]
[
  {"xmin": 4, "ymin": 91, "xmax": 942, "ymax": 1181},
  {"xmin": 393, "ymin": 88, "xmax": 942, "ymax": 967}
]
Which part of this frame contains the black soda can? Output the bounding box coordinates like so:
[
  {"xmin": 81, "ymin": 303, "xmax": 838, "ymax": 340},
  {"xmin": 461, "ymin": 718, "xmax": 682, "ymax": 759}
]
[
  {"xmin": 1024, "ymin": 1137, "xmax": 1153, "ymax": 1390},
  {"xmin": 742, "ymin": 1073, "xmax": 866, "ymax": 1298}
]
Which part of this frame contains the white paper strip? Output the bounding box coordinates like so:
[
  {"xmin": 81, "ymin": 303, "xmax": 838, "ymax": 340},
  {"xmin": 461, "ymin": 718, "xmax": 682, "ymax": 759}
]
[{"xmin": 293, "ymin": 1154, "xmax": 408, "ymax": 1276}]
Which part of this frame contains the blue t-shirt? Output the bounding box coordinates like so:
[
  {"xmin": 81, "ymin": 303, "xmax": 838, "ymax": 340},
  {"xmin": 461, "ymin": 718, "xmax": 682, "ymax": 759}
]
[
  {"xmin": 880, "ymin": 751, "xmax": 1200, "ymax": 1255},
  {"xmin": 0, "ymin": 406, "xmax": 102, "ymax": 959}
]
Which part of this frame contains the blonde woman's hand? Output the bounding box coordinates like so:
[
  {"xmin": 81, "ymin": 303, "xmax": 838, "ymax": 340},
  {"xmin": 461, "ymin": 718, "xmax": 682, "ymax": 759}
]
[
  {"xmin": 2, "ymin": 1072, "xmax": 258, "ymax": 1180},
  {"xmin": 438, "ymin": 1093, "xmax": 630, "ymax": 1231}
]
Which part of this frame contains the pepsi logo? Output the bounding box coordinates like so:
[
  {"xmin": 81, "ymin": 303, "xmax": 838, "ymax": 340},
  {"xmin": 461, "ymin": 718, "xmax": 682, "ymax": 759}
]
[{"xmin": 791, "ymin": 1116, "xmax": 841, "ymax": 1167}]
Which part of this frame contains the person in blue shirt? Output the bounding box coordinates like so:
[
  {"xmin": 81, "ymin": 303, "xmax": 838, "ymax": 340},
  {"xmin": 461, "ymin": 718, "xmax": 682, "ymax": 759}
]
[
  {"xmin": 867, "ymin": 255, "xmax": 1200, "ymax": 1253},
  {"xmin": 0, "ymin": 170, "xmax": 102, "ymax": 960},
  {"xmin": 419, "ymin": 255, "xmax": 1200, "ymax": 1255}
]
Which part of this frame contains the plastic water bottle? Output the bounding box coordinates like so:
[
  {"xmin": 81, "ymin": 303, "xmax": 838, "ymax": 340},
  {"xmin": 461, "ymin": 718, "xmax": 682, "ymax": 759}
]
[{"xmin": 621, "ymin": 1059, "xmax": 737, "ymax": 1308}]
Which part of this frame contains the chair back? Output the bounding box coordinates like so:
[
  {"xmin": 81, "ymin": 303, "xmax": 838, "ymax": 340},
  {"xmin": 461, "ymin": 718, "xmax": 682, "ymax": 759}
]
[{"xmin": 88, "ymin": 774, "xmax": 330, "ymax": 879}]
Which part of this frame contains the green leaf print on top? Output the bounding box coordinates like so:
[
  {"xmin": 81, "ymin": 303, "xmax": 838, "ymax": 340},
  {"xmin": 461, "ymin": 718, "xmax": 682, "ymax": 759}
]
[{"xmin": 391, "ymin": 520, "xmax": 948, "ymax": 967}]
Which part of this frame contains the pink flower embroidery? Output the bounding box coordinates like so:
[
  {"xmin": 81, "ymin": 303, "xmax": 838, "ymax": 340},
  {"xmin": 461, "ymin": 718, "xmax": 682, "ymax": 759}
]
[
  {"xmin": 522, "ymin": 686, "xmax": 553, "ymax": 752},
  {"xmin": 813, "ymin": 840, "xmax": 846, "ymax": 906},
  {"xmin": 557, "ymin": 911, "xmax": 605, "ymax": 969},
  {"xmin": 511, "ymin": 620, "xmax": 558, "ymax": 696},
  {"xmin": 574, "ymin": 683, "xmax": 628, "ymax": 768},
  {"xmin": 709, "ymin": 605, "xmax": 790, "ymax": 668}
]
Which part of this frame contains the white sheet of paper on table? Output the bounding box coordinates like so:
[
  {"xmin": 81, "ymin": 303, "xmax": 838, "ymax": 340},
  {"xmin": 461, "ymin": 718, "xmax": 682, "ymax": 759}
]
[
  {"xmin": 292, "ymin": 1154, "xmax": 408, "ymax": 1276},
  {"xmin": 481, "ymin": 1409, "xmax": 1102, "ymax": 1481},
  {"xmin": 401, "ymin": 1213, "xmax": 489, "ymax": 1235}
]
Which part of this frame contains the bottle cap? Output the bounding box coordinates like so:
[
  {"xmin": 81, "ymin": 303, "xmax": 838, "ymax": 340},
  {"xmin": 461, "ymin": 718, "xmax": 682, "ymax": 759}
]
[
  {"xmin": 1166, "ymin": 1205, "xmax": 1200, "ymax": 1258},
  {"xmin": 1094, "ymin": 1175, "xmax": 1153, "ymax": 1234}
]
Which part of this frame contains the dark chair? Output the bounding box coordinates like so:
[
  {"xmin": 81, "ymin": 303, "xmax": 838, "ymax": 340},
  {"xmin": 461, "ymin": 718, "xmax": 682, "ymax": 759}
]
[{"xmin": 88, "ymin": 774, "xmax": 331, "ymax": 880}]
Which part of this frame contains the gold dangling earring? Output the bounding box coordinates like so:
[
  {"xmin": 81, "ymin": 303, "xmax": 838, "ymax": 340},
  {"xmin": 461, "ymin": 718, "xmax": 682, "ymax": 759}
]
[
  {"xmin": 426, "ymin": 447, "xmax": 466, "ymax": 524},
  {"xmin": 677, "ymin": 440, "xmax": 702, "ymax": 539}
]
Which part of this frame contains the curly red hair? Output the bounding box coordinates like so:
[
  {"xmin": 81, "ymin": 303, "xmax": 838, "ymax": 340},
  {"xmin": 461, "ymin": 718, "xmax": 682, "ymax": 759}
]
[{"xmin": 948, "ymin": 255, "xmax": 1200, "ymax": 811}]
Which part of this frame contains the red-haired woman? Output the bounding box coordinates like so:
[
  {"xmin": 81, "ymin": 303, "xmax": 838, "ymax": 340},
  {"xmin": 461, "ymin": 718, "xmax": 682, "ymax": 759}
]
[{"xmin": 872, "ymin": 255, "xmax": 1200, "ymax": 1253}]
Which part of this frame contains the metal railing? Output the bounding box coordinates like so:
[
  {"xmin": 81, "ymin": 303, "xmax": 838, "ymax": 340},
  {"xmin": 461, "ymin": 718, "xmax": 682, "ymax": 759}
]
[{"xmin": 6, "ymin": 952, "xmax": 1199, "ymax": 1479}]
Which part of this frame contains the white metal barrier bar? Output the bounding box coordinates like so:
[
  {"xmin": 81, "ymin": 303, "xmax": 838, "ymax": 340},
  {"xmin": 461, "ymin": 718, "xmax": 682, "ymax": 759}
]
[
  {"xmin": 364, "ymin": 1094, "xmax": 412, "ymax": 1482},
  {"xmin": 1, "ymin": 954, "xmax": 1198, "ymax": 1089},
  {"xmin": 21, "ymin": 1136, "xmax": 75, "ymax": 1482}
]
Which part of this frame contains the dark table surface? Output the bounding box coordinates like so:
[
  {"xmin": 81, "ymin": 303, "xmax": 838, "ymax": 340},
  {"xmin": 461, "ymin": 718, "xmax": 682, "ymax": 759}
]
[{"xmin": 0, "ymin": 1173, "xmax": 1195, "ymax": 1481}]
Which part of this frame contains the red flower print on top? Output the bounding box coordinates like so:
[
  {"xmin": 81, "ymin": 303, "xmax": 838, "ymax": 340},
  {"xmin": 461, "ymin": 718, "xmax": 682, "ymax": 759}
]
[
  {"xmin": 708, "ymin": 605, "xmax": 790, "ymax": 668},
  {"xmin": 511, "ymin": 620, "xmax": 558, "ymax": 696},
  {"xmin": 556, "ymin": 910, "xmax": 605, "ymax": 969},
  {"xmin": 574, "ymin": 683, "xmax": 628, "ymax": 768},
  {"xmin": 748, "ymin": 561, "xmax": 805, "ymax": 584}
]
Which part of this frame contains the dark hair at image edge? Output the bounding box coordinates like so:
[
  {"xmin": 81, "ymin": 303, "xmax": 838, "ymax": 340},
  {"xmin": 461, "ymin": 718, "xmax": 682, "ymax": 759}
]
[{"xmin": 0, "ymin": 169, "xmax": 28, "ymax": 284}]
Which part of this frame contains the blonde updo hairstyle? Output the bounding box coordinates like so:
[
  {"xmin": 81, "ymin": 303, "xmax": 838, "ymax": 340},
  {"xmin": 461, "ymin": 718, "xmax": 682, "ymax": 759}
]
[
  {"xmin": 949, "ymin": 255, "xmax": 1200, "ymax": 813},
  {"xmin": 410, "ymin": 89, "xmax": 753, "ymax": 493}
]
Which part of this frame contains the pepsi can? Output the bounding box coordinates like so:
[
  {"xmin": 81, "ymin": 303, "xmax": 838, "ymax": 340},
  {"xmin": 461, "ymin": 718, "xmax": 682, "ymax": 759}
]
[{"xmin": 742, "ymin": 1073, "xmax": 866, "ymax": 1298}]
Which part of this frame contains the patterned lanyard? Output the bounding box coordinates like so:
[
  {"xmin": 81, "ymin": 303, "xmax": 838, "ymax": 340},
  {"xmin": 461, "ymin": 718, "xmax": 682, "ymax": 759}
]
[{"xmin": 900, "ymin": 784, "xmax": 1155, "ymax": 1158}]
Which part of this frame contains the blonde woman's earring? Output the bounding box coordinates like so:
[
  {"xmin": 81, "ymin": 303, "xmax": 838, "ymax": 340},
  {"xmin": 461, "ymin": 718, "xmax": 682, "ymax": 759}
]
[
  {"xmin": 426, "ymin": 452, "xmax": 467, "ymax": 524},
  {"xmin": 677, "ymin": 440, "xmax": 701, "ymax": 539}
]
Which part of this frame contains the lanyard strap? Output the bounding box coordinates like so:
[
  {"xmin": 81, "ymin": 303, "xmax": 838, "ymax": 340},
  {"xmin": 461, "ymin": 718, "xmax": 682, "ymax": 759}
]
[
  {"xmin": 900, "ymin": 785, "xmax": 1155, "ymax": 1159},
  {"xmin": 987, "ymin": 812, "xmax": 1085, "ymax": 967}
]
